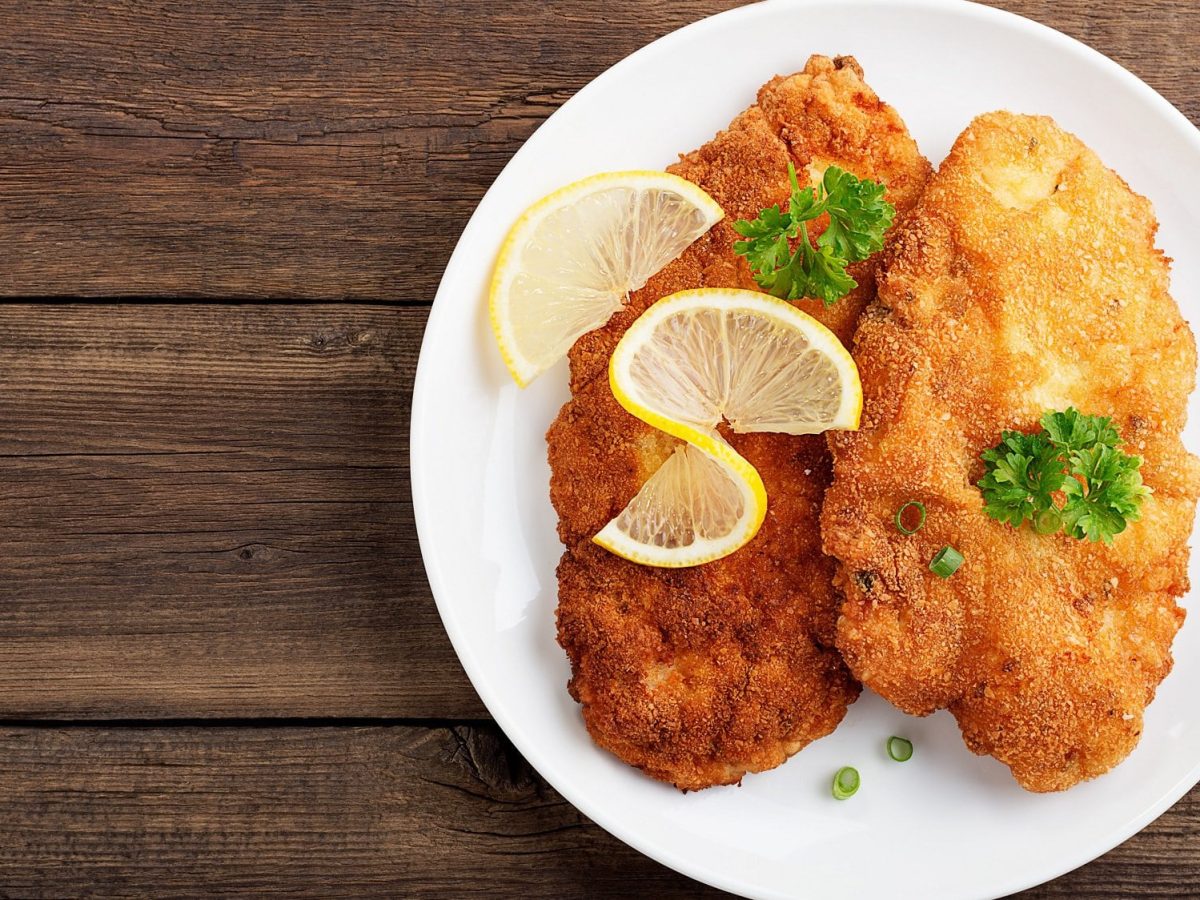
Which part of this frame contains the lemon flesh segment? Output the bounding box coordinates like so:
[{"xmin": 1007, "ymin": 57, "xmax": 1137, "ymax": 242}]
[
  {"xmin": 599, "ymin": 288, "xmax": 862, "ymax": 568},
  {"xmin": 593, "ymin": 441, "xmax": 766, "ymax": 568},
  {"xmin": 489, "ymin": 172, "xmax": 724, "ymax": 386},
  {"xmin": 612, "ymin": 289, "xmax": 862, "ymax": 439}
]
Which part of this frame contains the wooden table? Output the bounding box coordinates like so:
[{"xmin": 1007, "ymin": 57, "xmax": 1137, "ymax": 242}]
[{"xmin": 1, "ymin": 1, "xmax": 1196, "ymax": 895}]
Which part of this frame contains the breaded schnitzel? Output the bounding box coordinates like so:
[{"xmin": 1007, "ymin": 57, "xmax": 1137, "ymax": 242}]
[
  {"xmin": 549, "ymin": 55, "xmax": 930, "ymax": 789},
  {"xmin": 822, "ymin": 112, "xmax": 1200, "ymax": 792}
]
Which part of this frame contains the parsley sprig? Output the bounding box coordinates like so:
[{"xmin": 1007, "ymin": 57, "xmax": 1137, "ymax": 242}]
[
  {"xmin": 732, "ymin": 163, "xmax": 895, "ymax": 306},
  {"xmin": 978, "ymin": 408, "xmax": 1150, "ymax": 544}
]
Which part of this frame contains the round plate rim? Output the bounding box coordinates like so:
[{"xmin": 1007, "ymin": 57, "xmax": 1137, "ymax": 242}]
[{"xmin": 411, "ymin": 1, "xmax": 1200, "ymax": 897}]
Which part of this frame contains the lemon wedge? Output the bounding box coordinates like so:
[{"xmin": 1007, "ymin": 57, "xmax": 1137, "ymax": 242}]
[
  {"xmin": 596, "ymin": 288, "xmax": 862, "ymax": 567},
  {"xmin": 594, "ymin": 437, "xmax": 767, "ymax": 568},
  {"xmin": 489, "ymin": 172, "xmax": 724, "ymax": 386}
]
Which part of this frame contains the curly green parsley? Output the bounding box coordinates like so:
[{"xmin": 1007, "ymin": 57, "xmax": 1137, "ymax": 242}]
[
  {"xmin": 732, "ymin": 163, "xmax": 895, "ymax": 306},
  {"xmin": 978, "ymin": 408, "xmax": 1150, "ymax": 544}
]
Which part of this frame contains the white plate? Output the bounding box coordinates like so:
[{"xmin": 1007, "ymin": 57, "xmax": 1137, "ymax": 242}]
[{"xmin": 411, "ymin": 1, "xmax": 1200, "ymax": 897}]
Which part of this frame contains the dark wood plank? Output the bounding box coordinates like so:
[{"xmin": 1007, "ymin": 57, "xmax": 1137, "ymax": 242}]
[
  {"xmin": 2, "ymin": 2, "xmax": 1198, "ymax": 895},
  {"xmin": 3, "ymin": 1, "xmax": 1194, "ymax": 300},
  {"xmin": 0, "ymin": 723, "xmax": 724, "ymax": 898},
  {"xmin": 0, "ymin": 0, "xmax": 750, "ymax": 299},
  {"xmin": 0, "ymin": 723, "xmax": 1193, "ymax": 897},
  {"xmin": 2, "ymin": 292, "xmax": 1195, "ymax": 890},
  {"xmin": 983, "ymin": 0, "xmax": 1200, "ymax": 129},
  {"xmin": 1022, "ymin": 786, "xmax": 1200, "ymax": 899},
  {"xmin": 0, "ymin": 303, "xmax": 487, "ymax": 718}
]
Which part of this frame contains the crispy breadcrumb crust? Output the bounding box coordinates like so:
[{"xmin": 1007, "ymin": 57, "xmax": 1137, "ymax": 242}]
[
  {"xmin": 823, "ymin": 112, "xmax": 1200, "ymax": 792},
  {"xmin": 549, "ymin": 55, "xmax": 930, "ymax": 790}
]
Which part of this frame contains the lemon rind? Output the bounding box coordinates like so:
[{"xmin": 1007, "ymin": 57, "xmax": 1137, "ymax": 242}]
[
  {"xmin": 598, "ymin": 288, "xmax": 862, "ymax": 567},
  {"xmin": 488, "ymin": 172, "xmax": 724, "ymax": 387},
  {"xmin": 611, "ymin": 288, "xmax": 862, "ymax": 436},
  {"xmin": 592, "ymin": 441, "xmax": 766, "ymax": 568}
]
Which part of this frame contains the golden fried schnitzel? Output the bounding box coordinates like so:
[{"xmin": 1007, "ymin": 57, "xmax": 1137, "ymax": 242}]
[
  {"xmin": 823, "ymin": 112, "xmax": 1200, "ymax": 792},
  {"xmin": 549, "ymin": 55, "xmax": 930, "ymax": 789}
]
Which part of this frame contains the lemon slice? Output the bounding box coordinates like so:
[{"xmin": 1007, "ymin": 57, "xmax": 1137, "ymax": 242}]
[
  {"xmin": 489, "ymin": 172, "xmax": 724, "ymax": 386},
  {"xmin": 596, "ymin": 288, "xmax": 862, "ymax": 567},
  {"xmin": 594, "ymin": 436, "xmax": 766, "ymax": 568}
]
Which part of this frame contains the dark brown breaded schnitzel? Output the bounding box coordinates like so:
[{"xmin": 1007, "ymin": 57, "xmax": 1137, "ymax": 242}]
[
  {"xmin": 549, "ymin": 55, "xmax": 930, "ymax": 790},
  {"xmin": 822, "ymin": 112, "xmax": 1200, "ymax": 792}
]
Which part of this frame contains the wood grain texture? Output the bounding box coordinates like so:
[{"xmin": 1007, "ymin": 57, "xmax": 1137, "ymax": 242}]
[
  {"xmin": 984, "ymin": 0, "xmax": 1200, "ymax": 128},
  {"xmin": 0, "ymin": 303, "xmax": 487, "ymax": 718},
  {"xmin": 0, "ymin": 0, "xmax": 752, "ymax": 299},
  {"xmin": 0, "ymin": 724, "xmax": 721, "ymax": 897},
  {"xmin": 2, "ymin": 0, "xmax": 1199, "ymax": 896},
  {"xmin": 0, "ymin": 723, "xmax": 1191, "ymax": 898},
  {"xmin": 3, "ymin": 302, "xmax": 1198, "ymax": 895},
  {"xmin": 3, "ymin": 0, "xmax": 1196, "ymax": 299}
]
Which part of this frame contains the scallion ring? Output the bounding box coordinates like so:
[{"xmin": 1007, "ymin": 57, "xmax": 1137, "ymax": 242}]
[
  {"xmin": 894, "ymin": 500, "xmax": 927, "ymax": 535},
  {"xmin": 831, "ymin": 766, "xmax": 860, "ymax": 800},
  {"xmin": 929, "ymin": 545, "xmax": 964, "ymax": 579},
  {"xmin": 887, "ymin": 736, "xmax": 914, "ymax": 762}
]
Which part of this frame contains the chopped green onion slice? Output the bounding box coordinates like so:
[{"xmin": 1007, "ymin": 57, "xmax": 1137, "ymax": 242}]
[
  {"xmin": 929, "ymin": 545, "xmax": 964, "ymax": 578},
  {"xmin": 831, "ymin": 766, "xmax": 860, "ymax": 800},
  {"xmin": 1033, "ymin": 507, "xmax": 1062, "ymax": 535},
  {"xmin": 887, "ymin": 736, "xmax": 914, "ymax": 762},
  {"xmin": 894, "ymin": 500, "xmax": 927, "ymax": 535}
]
